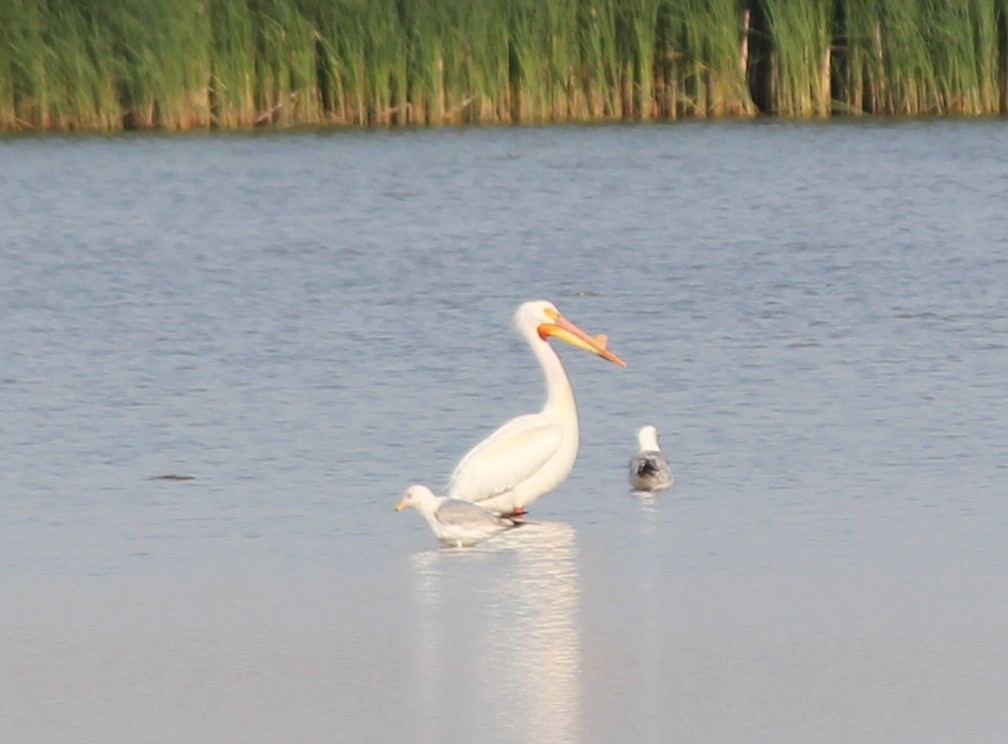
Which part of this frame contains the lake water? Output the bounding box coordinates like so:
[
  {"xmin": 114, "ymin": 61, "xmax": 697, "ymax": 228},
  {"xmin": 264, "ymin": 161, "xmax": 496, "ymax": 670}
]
[{"xmin": 2, "ymin": 120, "xmax": 1007, "ymax": 743}]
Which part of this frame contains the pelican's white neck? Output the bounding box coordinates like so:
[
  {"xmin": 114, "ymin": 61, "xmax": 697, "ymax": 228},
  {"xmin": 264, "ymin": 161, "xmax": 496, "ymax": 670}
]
[{"xmin": 523, "ymin": 323, "xmax": 577, "ymax": 418}]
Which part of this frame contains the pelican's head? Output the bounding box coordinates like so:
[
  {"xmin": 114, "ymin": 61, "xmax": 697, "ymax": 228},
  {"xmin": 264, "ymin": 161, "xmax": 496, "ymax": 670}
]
[
  {"xmin": 637, "ymin": 425, "xmax": 661, "ymax": 452},
  {"xmin": 516, "ymin": 300, "xmax": 626, "ymax": 367},
  {"xmin": 395, "ymin": 484, "xmax": 437, "ymax": 513}
]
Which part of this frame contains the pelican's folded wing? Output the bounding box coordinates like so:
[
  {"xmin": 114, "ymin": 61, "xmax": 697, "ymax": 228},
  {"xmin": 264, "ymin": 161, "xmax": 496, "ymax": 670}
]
[{"xmin": 448, "ymin": 415, "xmax": 563, "ymax": 505}]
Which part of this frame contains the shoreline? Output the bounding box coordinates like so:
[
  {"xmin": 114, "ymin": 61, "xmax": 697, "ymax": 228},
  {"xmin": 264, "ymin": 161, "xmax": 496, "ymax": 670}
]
[{"xmin": 2, "ymin": 0, "xmax": 1006, "ymax": 134}]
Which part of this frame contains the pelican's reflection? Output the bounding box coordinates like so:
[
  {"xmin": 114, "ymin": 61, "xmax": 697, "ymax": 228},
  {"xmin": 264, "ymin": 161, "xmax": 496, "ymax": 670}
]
[{"xmin": 408, "ymin": 521, "xmax": 580, "ymax": 744}]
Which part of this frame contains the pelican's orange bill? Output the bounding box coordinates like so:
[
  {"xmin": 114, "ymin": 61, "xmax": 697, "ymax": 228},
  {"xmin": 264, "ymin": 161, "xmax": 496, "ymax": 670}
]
[{"xmin": 539, "ymin": 313, "xmax": 626, "ymax": 367}]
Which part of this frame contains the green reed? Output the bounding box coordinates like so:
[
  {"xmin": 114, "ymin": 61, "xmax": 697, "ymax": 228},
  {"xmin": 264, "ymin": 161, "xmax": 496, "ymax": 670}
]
[
  {"xmin": 660, "ymin": 0, "xmax": 756, "ymax": 118},
  {"xmin": 836, "ymin": 0, "xmax": 1007, "ymax": 115},
  {"xmin": 108, "ymin": 0, "xmax": 213, "ymax": 129},
  {"xmin": 0, "ymin": 0, "xmax": 119, "ymax": 129},
  {"xmin": 208, "ymin": 0, "xmax": 256, "ymax": 127},
  {"xmin": 762, "ymin": 0, "xmax": 833, "ymax": 116},
  {"xmin": 1, "ymin": 0, "xmax": 1006, "ymax": 131}
]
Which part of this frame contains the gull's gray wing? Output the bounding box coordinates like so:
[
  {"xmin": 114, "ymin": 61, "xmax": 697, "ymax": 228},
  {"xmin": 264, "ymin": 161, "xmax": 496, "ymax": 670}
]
[
  {"xmin": 434, "ymin": 499, "xmax": 512, "ymax": 528},
  {"xmin": 634, "ymin": 453, "xmax": 669, "ymax": 476},
  {"xmin": 630, "ymin": 451, "xmax": 673, "ymax": 490}
]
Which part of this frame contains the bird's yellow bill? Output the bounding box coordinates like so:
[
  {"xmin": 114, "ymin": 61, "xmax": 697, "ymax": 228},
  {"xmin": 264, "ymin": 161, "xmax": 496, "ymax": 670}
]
[
  {"xmin": 539, "ymin": 314, "xmax": 626, "ymax": 367},
  {"xmin": 394, "ymin": 500, "xmax": 408, "ymax": 511}
]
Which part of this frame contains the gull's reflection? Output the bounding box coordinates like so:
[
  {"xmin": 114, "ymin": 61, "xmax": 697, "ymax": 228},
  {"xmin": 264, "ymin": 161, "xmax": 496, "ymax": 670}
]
[
  {"xmin": 633, "ymin": 489, "xmax": 661, "ymax": 536},
  {"xmin": 632, "ymin": 488, "xmax": 661, "ymax": 742},
  {"xmin": 408, "ymin": 521, "xmax": 579, "ymax": 744}
]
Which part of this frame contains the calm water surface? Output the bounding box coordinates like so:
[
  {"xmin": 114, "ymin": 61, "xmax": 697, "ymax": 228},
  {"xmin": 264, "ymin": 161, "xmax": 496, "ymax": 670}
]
[{"xmin": 2, "ymin": 121, "xmax": 1007, "ymax": 743}]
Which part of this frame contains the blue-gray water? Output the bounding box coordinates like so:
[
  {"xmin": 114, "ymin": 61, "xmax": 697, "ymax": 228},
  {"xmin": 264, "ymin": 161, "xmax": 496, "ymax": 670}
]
[{"xmin": 2, "ymin": 121, "xmax": 1007, "ymax": 743}]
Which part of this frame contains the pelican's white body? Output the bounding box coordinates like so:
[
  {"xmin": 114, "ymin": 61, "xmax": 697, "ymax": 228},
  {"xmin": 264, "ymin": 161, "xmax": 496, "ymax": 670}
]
[{"xmin": 448, "ymin": 302, "xmax": 583, "ymax": 515}]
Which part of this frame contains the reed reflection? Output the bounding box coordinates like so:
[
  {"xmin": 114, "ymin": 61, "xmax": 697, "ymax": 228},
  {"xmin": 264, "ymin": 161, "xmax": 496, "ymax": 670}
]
[{"xmin": 408, "ymin": 521, "xmax": 580, "ymax": 744}]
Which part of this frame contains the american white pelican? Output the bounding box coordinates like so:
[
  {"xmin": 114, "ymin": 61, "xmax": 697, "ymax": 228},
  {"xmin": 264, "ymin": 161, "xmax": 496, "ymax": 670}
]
[
  {"xmin": 395, "ymin": 484, "xmax": 522, "ymax": 548},
  {"xmin": 448, "ymin": 300, "xmax": 625, "ymax": 515},
  {"xmin": 629, "ymin": 425, "xmax": 674, "ymax": 491}
]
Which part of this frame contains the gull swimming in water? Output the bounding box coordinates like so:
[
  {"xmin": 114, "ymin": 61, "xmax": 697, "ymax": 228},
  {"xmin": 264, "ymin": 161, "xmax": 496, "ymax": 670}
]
[
  {"xmin": 395, "ymin": 484, "xmax": 523, "ymax": 548},
  {"xmin": 629, "ymin": 425, "xmax": 674, "ymax": 492},
  {"xmin": 448, "ymin": 300, "xmax": 625, "ymax": 516}
]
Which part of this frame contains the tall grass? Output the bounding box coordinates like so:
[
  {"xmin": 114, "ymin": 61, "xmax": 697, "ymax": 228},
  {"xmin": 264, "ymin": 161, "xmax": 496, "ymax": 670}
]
[
  {"xmin": 208, "ymin": 0, "xmax": 256, "ymax": 127},
  {"xmin": 763, "ymin": 0, "xmax": 833, "ymax": 116},
  {"xmin": 90, "ymin": 0, "xmax": 213, "ymax": 129},
  {"xmin": 1, "ymin": 0, "xmax": 1006, "ymax": 131},
  {"xmin": 661, "ymin": 0, "xmax": 757, "ymax": 118},
  {"xmin": 836, "ymin": 0, "xmax": 1007, "ymax": 115}
]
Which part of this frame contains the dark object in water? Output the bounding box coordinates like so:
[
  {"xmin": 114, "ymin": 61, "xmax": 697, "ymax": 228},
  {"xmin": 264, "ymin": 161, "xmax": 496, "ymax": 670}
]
[{"xmin": 149, "ymin": 474, "xmax": 196, "ymax": 481}]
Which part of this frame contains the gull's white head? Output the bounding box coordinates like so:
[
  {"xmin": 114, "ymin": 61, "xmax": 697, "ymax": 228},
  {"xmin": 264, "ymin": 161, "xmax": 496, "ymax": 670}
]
[
  {"xmin": 395, "ymin": 484, "xmax": 437, "ymax": 513},
  {"xmin": 637, "ymin": 425, "xmax": 661, "ymax": 452},
  {"xmin": 514, "ymin": 300, "xmax": 626, "ymax": 367}
]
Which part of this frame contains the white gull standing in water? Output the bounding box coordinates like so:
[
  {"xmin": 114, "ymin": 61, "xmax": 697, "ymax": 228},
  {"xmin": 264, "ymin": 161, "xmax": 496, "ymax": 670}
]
[
  {"xmin": 395, "ymin": 485, "xmax": 523, "ymax": 548},
  {"xmin": 629, "ymin": 425, "xmax": 674, "ymax": 492}
]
